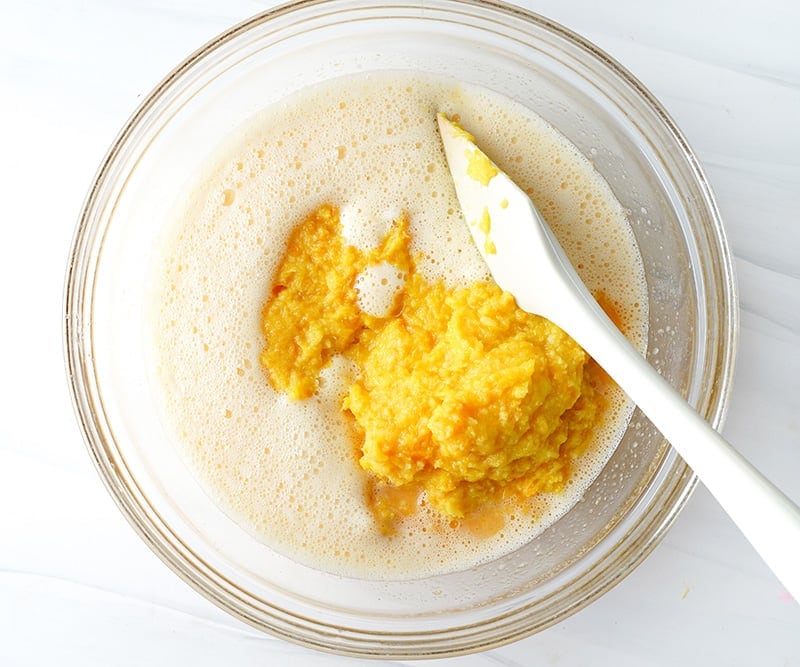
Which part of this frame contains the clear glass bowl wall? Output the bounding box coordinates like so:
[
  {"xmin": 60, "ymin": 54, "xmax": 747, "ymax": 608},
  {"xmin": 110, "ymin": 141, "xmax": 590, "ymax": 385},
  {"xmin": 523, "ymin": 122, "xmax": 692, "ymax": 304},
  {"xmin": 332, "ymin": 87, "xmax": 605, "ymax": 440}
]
[{"xmin": 65, "ymin": 0, "xmax": 737, "ymax": 658}]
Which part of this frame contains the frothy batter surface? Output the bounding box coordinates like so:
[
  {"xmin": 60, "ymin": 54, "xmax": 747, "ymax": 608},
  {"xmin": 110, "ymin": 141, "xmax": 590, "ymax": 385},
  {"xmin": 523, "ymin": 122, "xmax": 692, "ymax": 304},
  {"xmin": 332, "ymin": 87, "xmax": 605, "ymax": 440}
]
[{"xmin": 150, "ymin": 72, "xmax": 647, "ymax": 579}]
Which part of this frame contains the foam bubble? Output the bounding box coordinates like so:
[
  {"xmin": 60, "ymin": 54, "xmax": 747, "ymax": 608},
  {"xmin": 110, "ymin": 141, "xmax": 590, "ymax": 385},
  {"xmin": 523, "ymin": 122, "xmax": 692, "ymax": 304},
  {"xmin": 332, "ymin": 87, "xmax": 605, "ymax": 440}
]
[
  {"xmin": 341, "ymin": 205, "xmax": 401, "ymax": 252},
  {"xmin": 149, "ymin": 71, "xmax": 648, "ymax": 580},
  {"xmin": 355, "ymin": 261, "xmax": 406, "ymax": 318}
]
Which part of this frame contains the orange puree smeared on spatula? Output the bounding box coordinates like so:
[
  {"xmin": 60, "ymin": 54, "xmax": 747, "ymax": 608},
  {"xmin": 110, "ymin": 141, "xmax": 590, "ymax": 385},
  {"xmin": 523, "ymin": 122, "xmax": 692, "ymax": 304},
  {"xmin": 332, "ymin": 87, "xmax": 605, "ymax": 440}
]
[{"xmin": 261, "ymin": 204, "xmax": 607, "ymax": 536}]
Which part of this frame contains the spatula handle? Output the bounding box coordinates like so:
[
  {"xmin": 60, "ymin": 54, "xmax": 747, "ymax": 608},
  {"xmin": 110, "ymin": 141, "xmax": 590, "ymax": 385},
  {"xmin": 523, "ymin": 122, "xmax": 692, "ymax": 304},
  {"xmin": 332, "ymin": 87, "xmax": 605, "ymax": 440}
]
[{"xmin": 567, "ymin": 293, "xmax": 800, "ymax": 602}]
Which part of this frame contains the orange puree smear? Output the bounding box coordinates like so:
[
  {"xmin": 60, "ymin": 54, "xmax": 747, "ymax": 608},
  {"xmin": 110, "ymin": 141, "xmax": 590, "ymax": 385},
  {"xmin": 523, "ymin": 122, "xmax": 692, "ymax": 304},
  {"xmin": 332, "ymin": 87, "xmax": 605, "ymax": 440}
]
[
  {"xmin": 466, "ymin": 148, "xmax": 498, "ymax": 185},
  {"xmin": 261, "ymin": 204, "xmax": 607, "ymax": 535}
]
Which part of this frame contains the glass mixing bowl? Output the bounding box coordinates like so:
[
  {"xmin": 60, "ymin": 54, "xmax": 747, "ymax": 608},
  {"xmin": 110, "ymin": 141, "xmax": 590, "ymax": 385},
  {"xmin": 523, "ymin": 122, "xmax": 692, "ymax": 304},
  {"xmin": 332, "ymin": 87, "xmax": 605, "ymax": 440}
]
[{"xmin": 64, "ymin": 0, "xmax": 737, "ymax": 658}]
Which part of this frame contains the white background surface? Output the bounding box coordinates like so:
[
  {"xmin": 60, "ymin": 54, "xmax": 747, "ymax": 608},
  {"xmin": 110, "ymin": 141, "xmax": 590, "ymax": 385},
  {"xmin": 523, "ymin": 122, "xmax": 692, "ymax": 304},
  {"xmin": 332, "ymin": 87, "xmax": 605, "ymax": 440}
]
[{"xmin": 1, "ymin": 1, "xmax": 798, "ymax": 665}]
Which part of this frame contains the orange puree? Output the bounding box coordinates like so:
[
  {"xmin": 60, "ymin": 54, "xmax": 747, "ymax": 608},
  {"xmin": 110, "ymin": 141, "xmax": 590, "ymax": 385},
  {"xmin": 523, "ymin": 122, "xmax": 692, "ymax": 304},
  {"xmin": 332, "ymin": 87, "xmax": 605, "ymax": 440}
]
[
  {"xmin": 261, "ymin": 204, "xmax": 605, "ymax": 533},
  {"xmin": 260, "ymin": 204, "xmax": 410, "ymax": 400}
]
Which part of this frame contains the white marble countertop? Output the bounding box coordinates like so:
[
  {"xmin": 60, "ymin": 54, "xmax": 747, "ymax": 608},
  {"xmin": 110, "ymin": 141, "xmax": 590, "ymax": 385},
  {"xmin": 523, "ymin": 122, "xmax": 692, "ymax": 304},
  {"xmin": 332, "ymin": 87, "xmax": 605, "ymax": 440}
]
[{"xmin": 1, "ymin": 1, "xmax": 798, "ymax": 665}]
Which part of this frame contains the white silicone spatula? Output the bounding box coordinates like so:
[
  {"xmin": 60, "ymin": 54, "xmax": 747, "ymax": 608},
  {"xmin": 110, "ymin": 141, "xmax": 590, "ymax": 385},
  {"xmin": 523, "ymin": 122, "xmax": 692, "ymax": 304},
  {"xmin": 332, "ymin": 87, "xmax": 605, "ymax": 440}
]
[{"xmin": 437, "ymin": 113, "xmax": 800, "ymax": 601}]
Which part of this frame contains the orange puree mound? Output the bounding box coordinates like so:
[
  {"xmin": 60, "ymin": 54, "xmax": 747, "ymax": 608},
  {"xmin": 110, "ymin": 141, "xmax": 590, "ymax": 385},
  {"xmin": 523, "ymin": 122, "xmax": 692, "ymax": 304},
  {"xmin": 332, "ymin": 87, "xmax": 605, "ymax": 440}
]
[
  {"xmin": 261, "ymin": 204, "xmax": 604, "ymax": 531},
  {"xmin": 347, "ymin": 276, "xmax": 601, "ymax": 519}
]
